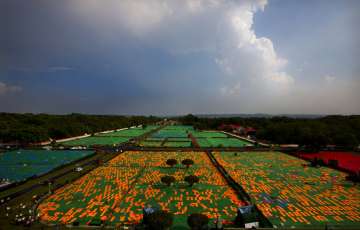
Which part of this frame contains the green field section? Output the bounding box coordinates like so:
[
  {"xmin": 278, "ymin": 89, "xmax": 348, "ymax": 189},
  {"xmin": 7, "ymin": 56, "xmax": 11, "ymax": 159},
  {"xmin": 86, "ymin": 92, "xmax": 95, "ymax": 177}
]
[
  {"xmin": 38, "ymin": 151, "xmax": 245, "ymax": 228},
  {"xmin": 148, "ymin": 126, "xmax": 252, "ymax": 148},
  {"xmin": 162, "ymin": 141, "xmax": 192, "ymax": 147},
  {"xmin": 191, "ymin": 131, "xmax": 227, "ymax": 138},
  {"xmin": 0, "ymin": 149, "xmax": 93, "ymax": 182},
  {"xmin": 60, "ymin": 136, "xmax": 130, "ymax": 147},
  {"xmin": 213, "ymin": 151, "xmax": 360, "ymax": 228},
  {"xmin": 145, "ymin": 138, "xmax": 165, "ymax": 142},
  {"xmin": 96, "ymin": 126, "xmax": 159, "ymax": 137},
  {"xmin": 151, "ymin": 125, "xmax": 193, "ymax": 138},
  {"xmin": 197, "ymin": 138, "xmax": 252, "ymax": 147},
  {"xmin": 164, "ymin": 125, "xmax": 194, "ymax": 131},
  {"xmin": 167, "ymin": 137, "xmax": 191, "ymax": 142},
  {"xmin": 142, "ymin": 126, "xmax": 193, "ymax": 147},
  {"xmin": 187, "ymin": 130, "xmax": 252, "ymax": 148},
  {"xmin": 60, "ymin": 126, "xmax": 159, "ymax": 147},
  {"xmin": 139, "ymin": 140, "xmax": 163, "ymax": 147},
  {"xmin": 151, "ymin": 130, "xmax": 189, "ymax": 138}
]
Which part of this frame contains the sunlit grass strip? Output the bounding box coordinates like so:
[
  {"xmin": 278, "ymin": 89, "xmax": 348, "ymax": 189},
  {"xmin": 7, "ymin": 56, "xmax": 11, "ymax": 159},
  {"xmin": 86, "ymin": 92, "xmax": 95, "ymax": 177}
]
[
  {"xmin": 196, "ymin": 138, "xmax": 251, "ymax": 147},
  {"xmin": 61, "ymin": 136, "xmax": 130, "ymax": 146}
]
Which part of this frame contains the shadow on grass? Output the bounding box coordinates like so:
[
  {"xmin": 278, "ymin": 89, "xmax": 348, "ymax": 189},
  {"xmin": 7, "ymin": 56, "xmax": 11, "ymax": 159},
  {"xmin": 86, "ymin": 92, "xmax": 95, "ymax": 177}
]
[{"xmin": 171, "ymin": 225, "xmax": 189, "ymax": 230}]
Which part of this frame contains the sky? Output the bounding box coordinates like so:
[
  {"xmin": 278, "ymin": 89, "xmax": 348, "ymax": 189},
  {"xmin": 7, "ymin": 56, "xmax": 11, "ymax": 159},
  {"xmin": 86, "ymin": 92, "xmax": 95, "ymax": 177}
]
[{"xmin": 1, "ymin": 0, "xmax": 359, "ymax": 115}]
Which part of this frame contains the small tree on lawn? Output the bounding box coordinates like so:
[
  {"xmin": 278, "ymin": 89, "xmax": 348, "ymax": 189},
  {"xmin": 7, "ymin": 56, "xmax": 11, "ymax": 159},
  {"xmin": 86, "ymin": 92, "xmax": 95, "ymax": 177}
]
[
  {"xmin": 147, "ymin": 210, "xmax": 174, "ymax": 230},
  {"xmin": 184, "ymin": 175, "xmax": 199, "ymax": 187},
  {"xmin": 161, "ymin": 175, "xmax": 176, "ymax": 186},
  {"xmin": 166, "ymin": 159, "xmax": 178, "ymax": 167},
  {"xmin": 182, "ymin": 159, "xmax": 194, "ymax": 168},
  {"xmin": 187, "ymin": 213, "xmax": 209, "ymax": 230}
]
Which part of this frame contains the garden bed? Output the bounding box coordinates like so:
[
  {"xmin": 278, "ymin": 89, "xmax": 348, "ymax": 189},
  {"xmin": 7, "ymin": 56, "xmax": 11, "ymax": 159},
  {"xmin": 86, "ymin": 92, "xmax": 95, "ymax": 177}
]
[
  {"xmin": 213, "ymin": 151, "xmax": 360, "ymax": 228},
  {"xmin": 37, "ymin": 151, "xmax": 245, "ymax": 228}
]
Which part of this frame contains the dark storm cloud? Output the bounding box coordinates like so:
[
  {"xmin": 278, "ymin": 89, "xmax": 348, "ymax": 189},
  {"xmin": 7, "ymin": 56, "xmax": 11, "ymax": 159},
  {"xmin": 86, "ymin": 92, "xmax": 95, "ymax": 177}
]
[{"xmin": 1, "ymin": 0, "xmax": 359, "ymax": 115}]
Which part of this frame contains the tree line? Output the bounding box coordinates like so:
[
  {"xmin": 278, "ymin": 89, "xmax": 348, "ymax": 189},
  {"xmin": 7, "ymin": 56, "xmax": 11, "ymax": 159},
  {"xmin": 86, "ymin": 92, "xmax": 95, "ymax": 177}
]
[
  {"xmin": 1, "ymin": 112, "xmax": 359, "ymax": 147},
  {"xmin": 0, "ymin": 113, "xmax": 159, "ymax": 144},
  {"xmin": 178, "ymin": 114, "xmax": 360, "ymax": 148}
]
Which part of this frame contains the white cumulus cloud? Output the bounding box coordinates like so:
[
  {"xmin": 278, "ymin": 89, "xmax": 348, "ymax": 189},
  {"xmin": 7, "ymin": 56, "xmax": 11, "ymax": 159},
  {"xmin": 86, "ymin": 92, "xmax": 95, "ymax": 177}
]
[
  {"xmin": 324, "ymin": 75, "xmax": 336, "ymax": 83},
  {"xmin": 68, "ymin": 0, "xmax": 294, "ymax": 108},
  {"xmin": 216, "ymin": 1, "xmax": 293, "ymax": 96}
]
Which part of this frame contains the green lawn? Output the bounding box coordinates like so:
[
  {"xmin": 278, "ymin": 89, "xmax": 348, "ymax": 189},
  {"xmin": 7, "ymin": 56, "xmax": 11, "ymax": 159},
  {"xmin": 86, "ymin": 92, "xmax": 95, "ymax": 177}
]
[
  {"xmin": 196, "ymin": 138, "xmax": 252, "ymax": 147},
  {"xmin": 151, "ymin": 130, "xmax": 189, "ymax": 138},
  {"xmin": 61, "ymin": 136, "xmax": 130, "ymax": 147},
  {"xmin": 139, "ymin": 140, "xmax": 163, "ymax": 147},
  {"xmin": 151, "ymin": 125, "xmax": 193, "ymax": 138},
  {"xmin": 162, "ymin": 141, "xmax": 192, "ymax": 147},
  {"xmin": 191, "ymin": 131, "xmax": 227, "ymax": 138},
  {"xmin": 60, "ymin": 126, "xmax": 160, "ymax": 146},
  {"xmin": 96, "ymin": 126, "xmax": 158, "ymax": 137},
  {"xmin": 167, "ymin": 138, "xmax": 191, "ymax": 142}
]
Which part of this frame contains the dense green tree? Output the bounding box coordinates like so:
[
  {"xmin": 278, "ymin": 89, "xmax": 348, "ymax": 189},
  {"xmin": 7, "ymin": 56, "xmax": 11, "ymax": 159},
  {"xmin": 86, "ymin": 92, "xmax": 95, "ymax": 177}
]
[
  {"xmin": 177, "ymin": 114, "xmax": 360, "ymax": 148},
  {"xmin": 184, "ymin": 175, "xmax": 199, "ymax": 187},
  {"xmin": 187, "ymin": 213, "xmax": 209, "ymax": 230},
  {"xmin": 161, "ymin": 176, "xmax": 175, "ymax": 186},
  {"xmin": 166, "ymin": 159, "xmax": 178, "ymax": 167},
  {"xmin": 0, "ymin": 113, "xmax": 159, "ymax": 144},
  {"xmin": 182, "ymin": 159, "xmax": 194, "ymax": 168},
  {"xmin": 146, "ymin": 210, "xmax": 174, "ymax": 230},
  {"xmin": 1, "ymin": 113, "xmax": 359, "ymax": 148}
]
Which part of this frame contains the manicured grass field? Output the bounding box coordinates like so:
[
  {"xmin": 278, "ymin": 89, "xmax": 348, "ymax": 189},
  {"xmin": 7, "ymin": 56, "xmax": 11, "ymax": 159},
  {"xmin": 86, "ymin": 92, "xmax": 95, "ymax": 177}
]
[
  {"xmin": 0, "ymin": 150, "xmax": 93, "ymax": 183},
  {"xmin": 162, "ymin": 141, "xmax": 192, "ymax": 147},
  {"xmin": 197, "ymin": 138, "xmax": 252, "ymax": 147},
  {"xmin": 151, "ymin": 125, "xmax": 193, "ymax": 138},
  {"xmin": 61, "ymin": 136, "xmax": 130, "ymax": 147},
  {"xmin": 165, "ymin": 125, "xmax": 194, "ymax": 131},
  {"xmin": 139, "ymin": 140, "xmax": 163, "ymax": 147},
  {"xmin": 38, "ymin": 151, "xmax": 245, "ymax": 228},
  {"xmin": 147, "ymin": 126, "xmax": 193, "ymax": 146},
  {"xmin": 191, "ymin": 131, "xmax": 227, "ymax": 138},
  {"xmin": 61, "ymin": 126, "xmax": 159, "ymax": 147},
  {"xmin": 146, "ymin": 138, "xmax": 165, "ymax": 141},
  {"xmin": 213, "ymin": 151, "xmax": 360, "ymax": 228},
  {"xmin": 152, "ymin": 130, "xmax": 189, "ymax": 138},
  {"xmin": 96, "ymin": 126, "xmax": 159, "ymax": 137},
  {"xmin": 167, "ymin": 137, "xmax": 191, "ymax": 142},
  {"xmin": 140, "ymin": 138, "xmax": 192, "ymax": 148},
  {"xmin": 149, "ymin": 126, "xmax": 252, "ymax": 148}
]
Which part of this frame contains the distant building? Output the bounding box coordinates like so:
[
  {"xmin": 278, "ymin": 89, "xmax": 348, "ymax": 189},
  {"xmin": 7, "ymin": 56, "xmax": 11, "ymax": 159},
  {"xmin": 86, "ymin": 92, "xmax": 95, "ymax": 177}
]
[
  {"xmin": 244, "ymin": 127, "xmax": 256, "ymax": 137},
  {"xmin": 218, "ymin": 124, "xmax": 256, "ymax": 137}
]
